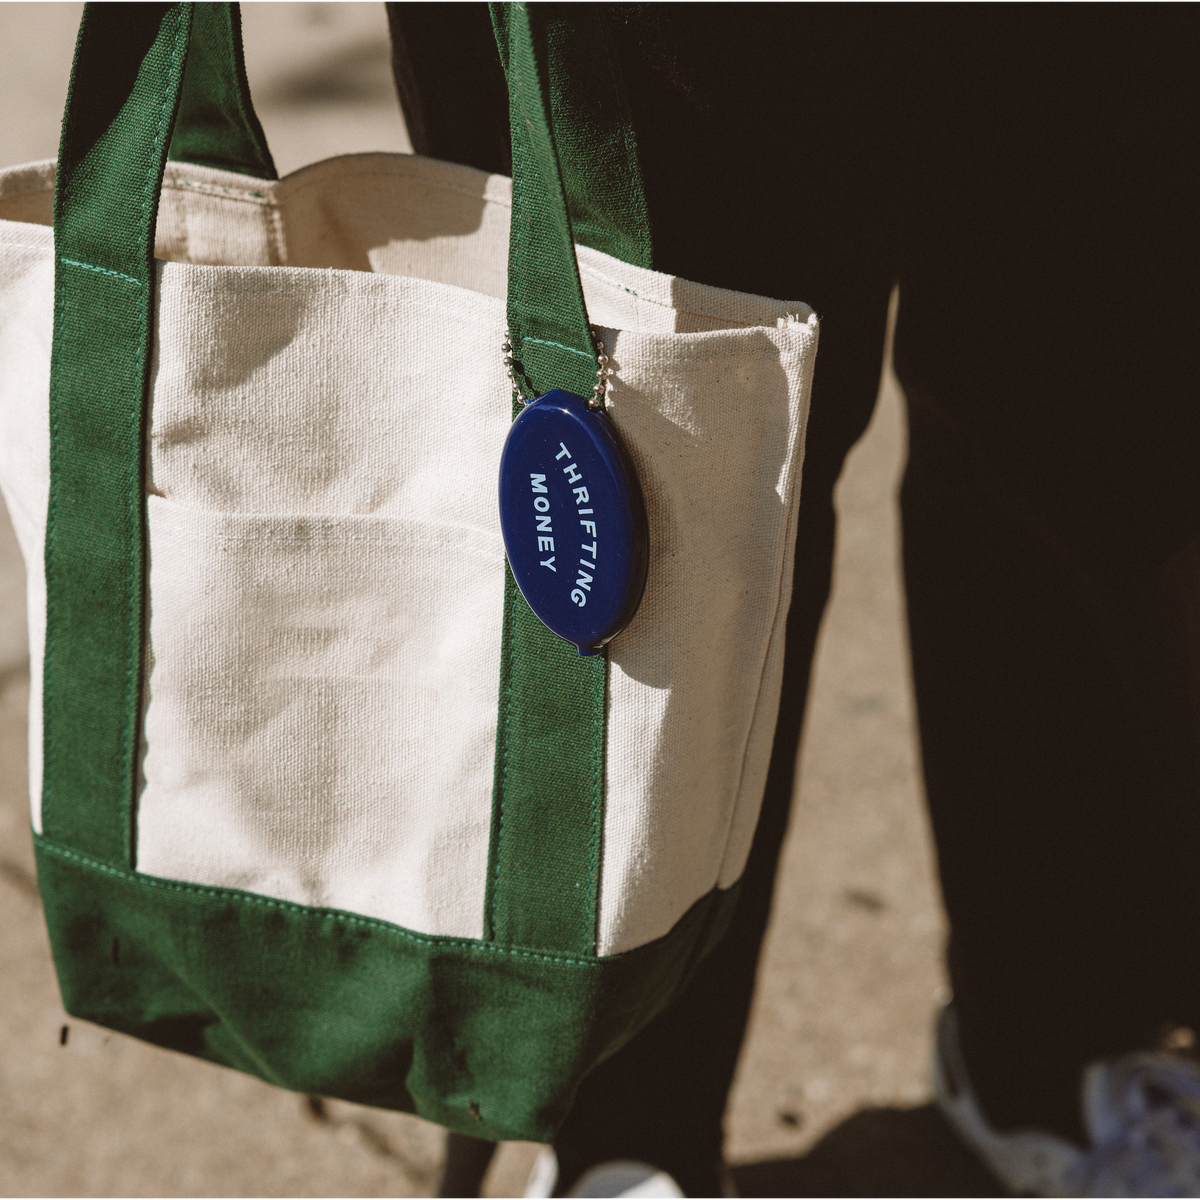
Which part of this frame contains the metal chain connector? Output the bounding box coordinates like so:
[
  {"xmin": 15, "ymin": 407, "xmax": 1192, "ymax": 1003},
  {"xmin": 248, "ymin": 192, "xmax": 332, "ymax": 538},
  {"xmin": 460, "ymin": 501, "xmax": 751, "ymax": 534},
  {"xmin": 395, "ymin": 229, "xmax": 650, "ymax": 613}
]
[
  {"xmin": 588, "ymin": 327, "xmax": 613, "ymax": 411},
  {"xmin": 501, "ymin": 336, "xmax": 529, "ymax": 405},
  {"xmin": 503, "ymin": 330, "xmax": 613, "ymax": 410}
]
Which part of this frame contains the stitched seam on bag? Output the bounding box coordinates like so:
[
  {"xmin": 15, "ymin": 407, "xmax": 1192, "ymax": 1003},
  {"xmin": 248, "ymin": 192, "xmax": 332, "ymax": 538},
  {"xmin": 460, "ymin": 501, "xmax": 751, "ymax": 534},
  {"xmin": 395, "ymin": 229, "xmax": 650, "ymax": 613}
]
[
  {"xmin": 265, "ymin": 202, "xmax": 287, "ymax": 267},
  {"xmin": 586, "ymin": 273, "xmax": 640, "ymax": 299},
  {"xmin": 587, "ymin": 654, "xmax": 605, "ymax": 952},
  {"xmin": 162, "ymin": 176, "xmax": 271, "ymax": 204},
  {"xmin": 175, "ymin": 192, "xmax": 192, "ymax": 264},
  {"xmin": 509, "ymin": 148, "xmax": 522, "ymax": 373},
  {"xmin": 35, "ymin": 165, "xmax": 511, "ymax": 246},
  {"xmin": 487, "ymin": 580, "xmax": 520, "ymax": 941},
  {"xmin": 124, "ymin": 8, "xmax": 189, "ymax": 869},
  {"xmin": 34, "ymin": 836, "xmax": 625, "ymax": 968},
  {"xmin": 143, "ymin": 526, "xmax": 501, "ymax": 550},
  {"xmin": 484, "ymin": 122, "xmax": 520, "ymax": 941},
  {"xmin": 43, "ymin": 261, "xmax": 69, "ymax": 836},
  {"xmin": 59, "ymin": 258, "xmax": 141, "ymax": 287},
  {"xmin": 577, "ymin": 260, "xmax": 758, "ymax": 329},
  {"xmin": 121, "ymin": 312, "xmax": 142, "ymax": 864},
  {"xmin": 521, "ymin": 336, "xmax": 594, "ymax": 363}
]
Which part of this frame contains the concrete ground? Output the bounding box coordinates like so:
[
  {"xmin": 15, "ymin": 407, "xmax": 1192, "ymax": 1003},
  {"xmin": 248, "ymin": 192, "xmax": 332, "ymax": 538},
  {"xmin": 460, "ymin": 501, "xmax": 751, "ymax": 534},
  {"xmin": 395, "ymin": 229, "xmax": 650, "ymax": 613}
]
[{"xmin": 0, "ymin": 5, "xmax": 1000, "ymax": 1195}]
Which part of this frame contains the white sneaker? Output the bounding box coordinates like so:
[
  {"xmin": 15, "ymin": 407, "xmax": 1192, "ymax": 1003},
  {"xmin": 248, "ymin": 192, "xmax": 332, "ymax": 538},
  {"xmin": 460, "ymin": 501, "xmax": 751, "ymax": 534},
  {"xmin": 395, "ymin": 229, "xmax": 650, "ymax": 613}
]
[
  {"xmin": 935, "ymin": 1005, "xmax": 1200, "ymax": 1196},
  {"xmin": 524, "ymin": 1148, "xmax": 685, "ymax": 1198}
]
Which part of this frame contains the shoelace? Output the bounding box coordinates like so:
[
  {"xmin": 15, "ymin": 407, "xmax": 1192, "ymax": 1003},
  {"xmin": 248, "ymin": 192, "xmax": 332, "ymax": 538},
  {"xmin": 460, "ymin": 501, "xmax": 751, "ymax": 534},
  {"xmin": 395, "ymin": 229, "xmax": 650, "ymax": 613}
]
[{"xmin": 1070, "ymin": 1055, "xmax": 1200, "ymax": 1198}]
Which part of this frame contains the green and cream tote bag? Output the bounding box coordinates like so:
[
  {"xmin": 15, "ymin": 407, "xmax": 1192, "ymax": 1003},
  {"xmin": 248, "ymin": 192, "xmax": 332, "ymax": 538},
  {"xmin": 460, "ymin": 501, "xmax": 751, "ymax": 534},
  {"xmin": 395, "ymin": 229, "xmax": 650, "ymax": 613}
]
[{"xmin": 0, "ymin": 3, "xmax": 817, "ymax": 1140}]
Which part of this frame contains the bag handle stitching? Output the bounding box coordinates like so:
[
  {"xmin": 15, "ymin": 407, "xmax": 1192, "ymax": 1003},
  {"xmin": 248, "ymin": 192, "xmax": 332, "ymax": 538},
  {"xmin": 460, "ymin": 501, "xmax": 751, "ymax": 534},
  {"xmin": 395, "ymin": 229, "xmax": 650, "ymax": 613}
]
[
  {"xmin": 37, "ymin": 836, "xmax": 625, "ymax": 969},
  {"xmin": 59, "ymin": 257, "xmax": 141, "ymax": 287}
]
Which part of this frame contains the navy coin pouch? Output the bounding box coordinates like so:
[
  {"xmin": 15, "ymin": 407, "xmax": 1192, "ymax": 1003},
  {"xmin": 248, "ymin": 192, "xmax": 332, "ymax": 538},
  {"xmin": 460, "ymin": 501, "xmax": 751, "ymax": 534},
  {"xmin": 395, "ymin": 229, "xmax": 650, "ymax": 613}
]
[{"xmin": 498, "ymin": 390, "xmax": 649, "ymax": 655}]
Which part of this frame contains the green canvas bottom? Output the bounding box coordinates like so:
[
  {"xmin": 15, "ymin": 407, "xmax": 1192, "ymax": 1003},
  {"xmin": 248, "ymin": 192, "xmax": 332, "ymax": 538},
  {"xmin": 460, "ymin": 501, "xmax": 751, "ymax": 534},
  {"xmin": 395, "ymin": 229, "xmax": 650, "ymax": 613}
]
[{"xmin": 34, "ymin": 835, "xmax": 739, "ymax": 1141}]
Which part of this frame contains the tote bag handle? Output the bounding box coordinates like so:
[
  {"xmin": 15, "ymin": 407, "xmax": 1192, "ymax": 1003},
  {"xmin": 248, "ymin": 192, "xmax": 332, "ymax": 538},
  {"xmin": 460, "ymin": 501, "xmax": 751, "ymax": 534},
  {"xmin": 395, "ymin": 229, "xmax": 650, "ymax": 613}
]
[{"xmin": 490, "ymin": 4, "xmax": 652, "ymax": 404}]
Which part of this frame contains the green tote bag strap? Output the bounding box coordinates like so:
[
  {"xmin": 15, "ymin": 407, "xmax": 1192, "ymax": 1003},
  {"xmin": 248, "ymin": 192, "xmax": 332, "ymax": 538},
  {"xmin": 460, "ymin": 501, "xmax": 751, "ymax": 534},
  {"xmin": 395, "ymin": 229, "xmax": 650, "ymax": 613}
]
[
  {"xmin": 483, "ymin": 3, "xmax": 654, "ymax": 954},
  {"xmin": 167, "ymin": 2, "xmax": 276, "ymax": 179},
  {"xmin": 490, "ymin": 1, "xmax": 650, "ymax": 400},
  {"xmin": 44, "ymin": 3, "xmax": 196, "ymax": 866}
]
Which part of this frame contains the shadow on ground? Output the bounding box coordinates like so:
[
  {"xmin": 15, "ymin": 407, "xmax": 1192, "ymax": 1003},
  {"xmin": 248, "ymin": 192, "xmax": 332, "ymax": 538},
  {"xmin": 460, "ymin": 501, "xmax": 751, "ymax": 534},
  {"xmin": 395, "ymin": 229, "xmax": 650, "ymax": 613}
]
[{"xmin": 730, "ymin": 1104, "xmax": 1005, "ymax": 1197}]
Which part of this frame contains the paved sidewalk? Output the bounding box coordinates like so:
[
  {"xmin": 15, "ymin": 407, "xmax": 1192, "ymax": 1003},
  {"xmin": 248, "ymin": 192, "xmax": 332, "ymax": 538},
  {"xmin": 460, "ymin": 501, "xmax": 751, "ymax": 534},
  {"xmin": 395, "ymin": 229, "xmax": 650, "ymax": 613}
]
[{"xmin": 0, "ymin": 6, "xmax": 996, "ymax": 1195}]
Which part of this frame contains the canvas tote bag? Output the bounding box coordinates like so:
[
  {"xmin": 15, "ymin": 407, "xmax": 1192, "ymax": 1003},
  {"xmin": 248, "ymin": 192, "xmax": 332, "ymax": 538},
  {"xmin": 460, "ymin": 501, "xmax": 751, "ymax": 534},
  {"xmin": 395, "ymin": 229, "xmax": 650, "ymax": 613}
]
[{"xmin": 0, "ymin": 2, "xmax": 818, "ymax": 1140}]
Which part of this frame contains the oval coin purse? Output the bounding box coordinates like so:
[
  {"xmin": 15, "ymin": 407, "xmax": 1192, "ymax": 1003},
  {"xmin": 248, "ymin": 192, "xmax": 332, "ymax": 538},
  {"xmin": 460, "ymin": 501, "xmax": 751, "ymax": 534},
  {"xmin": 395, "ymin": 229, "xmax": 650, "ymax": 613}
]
[{"xmin": 498, "ymin": 389, "xmax": 649, "ymax": 655}]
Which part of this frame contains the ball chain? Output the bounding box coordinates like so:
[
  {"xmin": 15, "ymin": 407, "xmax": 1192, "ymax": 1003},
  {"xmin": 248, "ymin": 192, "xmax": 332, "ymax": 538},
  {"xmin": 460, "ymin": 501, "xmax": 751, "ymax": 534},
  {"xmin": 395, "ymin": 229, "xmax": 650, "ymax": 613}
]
[{"xmin": 503, "ymin": 330, "xmax": 614, "ymax": 410}]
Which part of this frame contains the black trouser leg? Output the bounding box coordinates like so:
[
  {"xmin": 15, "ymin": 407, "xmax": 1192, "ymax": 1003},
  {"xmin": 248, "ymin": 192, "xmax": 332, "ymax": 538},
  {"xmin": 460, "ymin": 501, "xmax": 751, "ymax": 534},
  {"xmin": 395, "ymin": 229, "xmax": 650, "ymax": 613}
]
[{"xmin": 895, "ymin": 8, "xmax": 1200, "ymax": 1140}]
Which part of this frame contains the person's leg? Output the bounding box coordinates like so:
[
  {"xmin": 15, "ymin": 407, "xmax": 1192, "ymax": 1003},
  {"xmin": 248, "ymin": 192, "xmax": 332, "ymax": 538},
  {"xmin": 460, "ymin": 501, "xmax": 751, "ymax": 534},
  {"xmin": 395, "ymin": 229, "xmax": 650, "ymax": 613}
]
[
  {"xmin": 385, "ymin": 4, "xmax": 511, "ymax": 177},
  {"xmin": 387, "ymin": 5, "xmax": 916, "ymax": 1191},
  {"xmin": 894, "ymin": 7, "xmax": 1200, "ymax": 1143}
]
